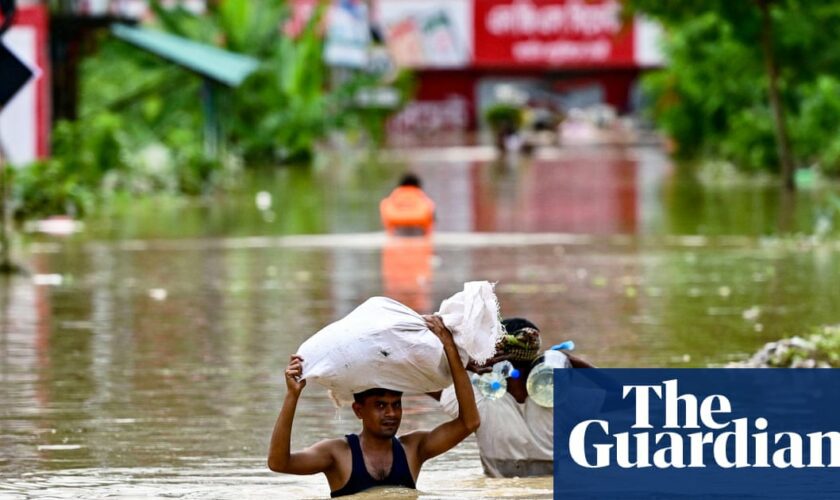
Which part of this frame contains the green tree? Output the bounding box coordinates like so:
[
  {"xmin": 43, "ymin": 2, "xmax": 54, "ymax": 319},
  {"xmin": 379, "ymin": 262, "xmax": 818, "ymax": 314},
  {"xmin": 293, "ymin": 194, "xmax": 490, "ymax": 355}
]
[{"xmin": 629, "ymin": 0, "xmax": 840, "ymax": 191}]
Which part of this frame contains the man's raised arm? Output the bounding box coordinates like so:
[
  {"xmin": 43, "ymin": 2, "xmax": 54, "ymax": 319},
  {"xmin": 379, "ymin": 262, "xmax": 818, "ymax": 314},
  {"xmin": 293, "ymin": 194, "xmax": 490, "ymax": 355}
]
[
  {"xmin": 414, "ymin": 315, "xmax": 480, "ymax": 463},
  {"xmin": 267, "ymin": 355, "xmax": 334, "ymax": 474}
]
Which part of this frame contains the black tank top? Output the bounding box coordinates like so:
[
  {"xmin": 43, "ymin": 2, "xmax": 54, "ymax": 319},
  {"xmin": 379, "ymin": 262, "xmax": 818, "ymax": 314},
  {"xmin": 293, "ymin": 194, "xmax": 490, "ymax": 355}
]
[{"xmin": 330, "ymin": 433, "xmax": 416, "ymax": 497}]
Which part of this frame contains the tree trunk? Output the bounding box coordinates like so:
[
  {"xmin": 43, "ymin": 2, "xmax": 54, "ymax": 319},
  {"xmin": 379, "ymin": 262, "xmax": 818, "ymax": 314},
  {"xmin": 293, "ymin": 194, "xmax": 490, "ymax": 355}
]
[{"xmin": 757, "ymin": 0, "xmax": 796, "ymax": 193}]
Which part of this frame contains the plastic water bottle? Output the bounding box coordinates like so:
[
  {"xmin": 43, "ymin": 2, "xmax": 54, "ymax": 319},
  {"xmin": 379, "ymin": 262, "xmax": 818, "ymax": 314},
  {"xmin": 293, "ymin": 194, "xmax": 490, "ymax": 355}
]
[
  {"xmin": 471, "ymin": 371, "xmax": 506, "ymax": 400},
  {"xmin": 470, "ymin": 361, "xmax": 521, "ymax": 400},
  {"xmin": 527, "ymin": 342, "xmax": 574, "ymax": 408},
  {"xmin": 493, "ymin": 360, "xmax": 520, "ymax": 380}
]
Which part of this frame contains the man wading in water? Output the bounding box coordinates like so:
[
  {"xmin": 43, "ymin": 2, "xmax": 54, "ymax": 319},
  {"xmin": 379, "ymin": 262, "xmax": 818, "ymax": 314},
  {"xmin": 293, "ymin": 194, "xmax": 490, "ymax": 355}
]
[
  {"xmin": 268, "ymin": 315, "xmax": 480, "ymax": 497},
  {"xmin": 431, "ymin": 317, "xmax": 595, "ymax": 478}
]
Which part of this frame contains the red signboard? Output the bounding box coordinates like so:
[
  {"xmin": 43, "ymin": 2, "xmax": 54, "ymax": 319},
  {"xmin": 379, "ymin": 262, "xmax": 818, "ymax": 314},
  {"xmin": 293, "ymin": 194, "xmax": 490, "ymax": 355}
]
[{"xmin": 473, "ymin": 0, "xmax": 635, "ymax": 68}]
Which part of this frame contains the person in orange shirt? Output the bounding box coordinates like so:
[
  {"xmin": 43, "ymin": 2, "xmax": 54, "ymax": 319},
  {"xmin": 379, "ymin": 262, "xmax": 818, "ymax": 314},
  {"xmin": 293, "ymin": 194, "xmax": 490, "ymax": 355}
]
[
  {"xmin": 380, "ymin": 173, "xmax": 436, "ymax": 311},
  {"xmin": 379, "ymin": 174, "xmax": 435, "ymax": 236}
]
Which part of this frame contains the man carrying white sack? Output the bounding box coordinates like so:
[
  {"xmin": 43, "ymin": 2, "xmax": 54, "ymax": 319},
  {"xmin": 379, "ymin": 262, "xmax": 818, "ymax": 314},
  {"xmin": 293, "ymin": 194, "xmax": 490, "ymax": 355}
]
[{"xmin": 267, "ymin": 315, "xmax": 480, "ymax": 497}]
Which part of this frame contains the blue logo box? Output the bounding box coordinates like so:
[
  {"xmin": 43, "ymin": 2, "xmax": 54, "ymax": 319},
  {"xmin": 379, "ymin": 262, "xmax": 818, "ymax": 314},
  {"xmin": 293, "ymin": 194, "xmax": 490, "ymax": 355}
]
[{"xmin": 554, "ymin": 369, "xmax": 840, "ymax": 499}]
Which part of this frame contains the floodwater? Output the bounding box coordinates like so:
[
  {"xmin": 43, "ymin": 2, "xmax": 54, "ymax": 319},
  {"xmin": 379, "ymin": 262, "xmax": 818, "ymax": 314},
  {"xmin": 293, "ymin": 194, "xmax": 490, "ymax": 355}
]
[{"xmin": 2, "ymin": 146, "xmax": 840, "ymax": 498}]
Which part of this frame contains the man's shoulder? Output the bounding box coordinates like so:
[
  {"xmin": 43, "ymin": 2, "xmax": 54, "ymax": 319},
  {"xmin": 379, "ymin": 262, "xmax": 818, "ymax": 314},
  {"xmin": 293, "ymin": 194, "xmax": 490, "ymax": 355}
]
[
  {"xmin": 397, "ymin": 430, "xmax": 428, "ymax": 448},
  {"xmin": 310, "ymin": 436, "xmax": 351, "ymax": 454}
]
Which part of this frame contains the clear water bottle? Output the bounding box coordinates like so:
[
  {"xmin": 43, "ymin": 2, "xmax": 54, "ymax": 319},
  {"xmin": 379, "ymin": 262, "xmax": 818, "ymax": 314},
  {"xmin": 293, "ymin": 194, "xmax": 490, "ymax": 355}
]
[
  {"xmin": 527, "ymin": 343, "xmax": 573, "ymax": 408},
  {"xmin": 470, "ymin": 361, "xmax": 521, "ymax": 400},
  {"xmin": 493, "ymin": 360, "xmax": 520, "ymax": 380}
]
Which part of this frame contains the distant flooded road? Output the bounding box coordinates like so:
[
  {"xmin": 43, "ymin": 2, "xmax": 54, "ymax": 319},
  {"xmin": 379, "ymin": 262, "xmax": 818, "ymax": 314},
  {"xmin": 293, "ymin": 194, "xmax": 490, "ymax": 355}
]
[{"xmin": 2, "ymin": 146, "xmax": 839, "ymax": 498}]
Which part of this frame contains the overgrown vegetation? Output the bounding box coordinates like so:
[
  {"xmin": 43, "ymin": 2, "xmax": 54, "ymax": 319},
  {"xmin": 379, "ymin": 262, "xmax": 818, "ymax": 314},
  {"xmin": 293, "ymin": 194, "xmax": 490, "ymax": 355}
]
[
  {"xmin": 629, "ymin": 1, "xmax": 840, "ymax": 185},
  {"xmin": 11, "ymin": 0, "xmax": 409, "ymax": 221},
  {"xmin": 484, "ymin": 103, "xmax": 523, "ymax": 151}
]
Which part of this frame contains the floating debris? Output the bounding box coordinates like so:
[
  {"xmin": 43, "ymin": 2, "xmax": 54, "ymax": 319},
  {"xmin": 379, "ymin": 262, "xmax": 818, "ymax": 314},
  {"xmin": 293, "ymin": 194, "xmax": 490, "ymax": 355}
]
[
  {"xmin": 148, "ymin": 288, "xmax": 168, "ymax": 301},
  {"xmin": 24, "ymin": 216, "xmax": 84, "ymax": 236},
  {"xmin": 717, "ymin": 286, "xmax": 731, "ymax": 298},
  {"xmin": 742, "ymin": 306, "xmax": 761, "ymax": 321},
  {"xmin": 670, "ymin": 354, "xmax": 691, "ymax": 363},
  {"xmin": 36, "ymin": 444, "xmax": 83, "ymax": 451},
  {"xmin": 624, "ymin": 286, "xmax": 637, "ymax": 298},
  {"xmin": 33, "ymin": 274, "xmax": 63, "ymax": 286},
  {"xmin": 728, "ymin": 325, "xmax": 840, "ymax": 368},
  {"xmin": 255, "ymin": 191, "xmax": 273, "ymax": 211}
]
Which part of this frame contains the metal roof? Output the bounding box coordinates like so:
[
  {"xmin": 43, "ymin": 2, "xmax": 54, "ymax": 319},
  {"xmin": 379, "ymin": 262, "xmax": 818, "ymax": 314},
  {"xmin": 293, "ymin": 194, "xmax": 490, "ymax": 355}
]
[{"xmin": 111, "ymin": 24, "xmax": 259, "ymax": 87}]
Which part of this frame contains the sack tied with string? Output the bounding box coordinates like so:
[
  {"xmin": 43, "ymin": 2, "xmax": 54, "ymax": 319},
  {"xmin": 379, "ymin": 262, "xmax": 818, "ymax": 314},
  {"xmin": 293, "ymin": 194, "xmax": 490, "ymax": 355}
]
[{"xmin": 297, "ymin": 281, "xmax": 502, "ymax": 405}]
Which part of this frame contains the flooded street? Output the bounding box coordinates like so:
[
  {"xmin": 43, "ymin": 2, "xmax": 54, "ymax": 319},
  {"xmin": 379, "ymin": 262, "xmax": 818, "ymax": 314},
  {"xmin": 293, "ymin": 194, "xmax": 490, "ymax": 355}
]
[{"xmin": 2, "ymin": 147, "xmax": 840, "ymax": 498}]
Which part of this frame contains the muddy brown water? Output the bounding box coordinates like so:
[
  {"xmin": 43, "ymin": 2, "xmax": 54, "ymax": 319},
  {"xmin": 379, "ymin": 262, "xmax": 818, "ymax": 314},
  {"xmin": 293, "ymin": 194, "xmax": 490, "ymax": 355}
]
[{"xmin": 2, "ymin": 146, "xmax": 839, "ymax": 498}]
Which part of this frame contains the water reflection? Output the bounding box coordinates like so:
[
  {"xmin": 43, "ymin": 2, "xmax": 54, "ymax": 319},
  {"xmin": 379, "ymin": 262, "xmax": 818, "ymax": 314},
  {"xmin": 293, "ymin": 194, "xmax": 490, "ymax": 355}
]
[
  {"xmin": 382, "ymin": 236, "xmax": 434, "ymax": 313},
  {"xmin": 2, "ymin": 146, "xmax": 840, "ymax": 498},
  {"xmin": 81, "ymin": 146, "xmax": 836, "ymax": 239},
  {"xmin": 477, "ymin": 153, "xmax": 641, "ymax": 233}
]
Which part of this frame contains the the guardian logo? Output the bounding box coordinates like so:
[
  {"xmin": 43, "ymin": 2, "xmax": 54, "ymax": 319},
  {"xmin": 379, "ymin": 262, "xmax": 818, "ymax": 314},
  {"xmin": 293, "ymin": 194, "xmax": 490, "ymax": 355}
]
[
  {"xmin": 568, "ymin": 379, "xmax": 840, "ymax": 469},
  {"xmin": 554, "ymin": 369, "xmax": 840, "ymax": 498}
]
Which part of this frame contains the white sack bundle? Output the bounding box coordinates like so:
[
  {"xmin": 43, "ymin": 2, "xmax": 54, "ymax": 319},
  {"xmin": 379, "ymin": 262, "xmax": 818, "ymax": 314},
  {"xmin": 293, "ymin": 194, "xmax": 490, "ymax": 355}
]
[{"xmin": 297, "ymin": 281, "xmax": 502, "ymax": 405}]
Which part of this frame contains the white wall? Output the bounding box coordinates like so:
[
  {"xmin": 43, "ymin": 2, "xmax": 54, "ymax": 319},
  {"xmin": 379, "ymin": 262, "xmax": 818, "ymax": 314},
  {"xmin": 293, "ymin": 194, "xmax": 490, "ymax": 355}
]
[{"xmin": 0, "ymin": 27, "xmax": 39, "ymax": 165}]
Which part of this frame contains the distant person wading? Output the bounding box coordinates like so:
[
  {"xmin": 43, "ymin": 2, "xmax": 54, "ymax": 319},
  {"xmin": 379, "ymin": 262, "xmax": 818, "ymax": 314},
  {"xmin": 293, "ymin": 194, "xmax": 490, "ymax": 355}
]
[{"xmin": 380, "ymin": 173, "xmax": 435, "ymax": 236}]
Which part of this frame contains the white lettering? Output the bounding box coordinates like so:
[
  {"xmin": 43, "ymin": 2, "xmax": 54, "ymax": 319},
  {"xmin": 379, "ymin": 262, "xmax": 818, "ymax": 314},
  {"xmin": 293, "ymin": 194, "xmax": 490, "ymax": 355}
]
[
  {"xmin": 566, "ymin": 381, "xmax": 840, "ymax": 470},
  {"xmin": 773, "ymin": 432, "xmax": 805, "ymax": 468},
  {"xmin": 388, "ymin": 97, "xmax": 468, "ymax": 133},
  {"xmin": 753, "ymin": 417, "xmax": 770, "ymax": 467},
  {"xmin": 569, "ymin": 419, "xmax": 612, "ymax": 468},
  {"xmin": 510, "ymin": 40, "xmax": 612, "ymax": 64},
  {"xmin": 699, "ymin": 394, "xmax": 731, "ymax": 430},
  {"xmin": 712, "ymin": 417, "xmax": 750, "ymax": 468},
  {"xmin": 653, "ymin": 432, "xmax": 686, "ymax": 468},
  {"xmin": 486, "ymin": 0, "xmax": 622, "ymax": 37},
  {"xmin": 807, "ymin": 431, "xmax": 840, "ymax": 467},
  {"xmin": 615, "ymin": 432, "xmax": 652, "ymax": 468},
  {"xmin": 687, "ymin": 431, "xmax": 715, "ymax": 467},
  {"xmin": 663, "ymin": 379, "xmax": 699, "ymax": 429},
  {"xmin": 623, "ymin": 385, "xmax": 661, "ymax": 429}
]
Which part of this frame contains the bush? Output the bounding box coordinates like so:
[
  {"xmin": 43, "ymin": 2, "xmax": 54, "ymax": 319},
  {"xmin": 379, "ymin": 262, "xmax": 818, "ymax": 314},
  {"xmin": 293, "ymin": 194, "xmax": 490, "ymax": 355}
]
[
  {"xmin": 719, "ymin": 108, "xmax": 779, "ymax": 173},
  {"xmin": 791, "ymin": 76, "xmax": 840, "ymax": 175},
  {"xmin": 484, "ymin": 103, "xmax": 523, "ymax": 133}
]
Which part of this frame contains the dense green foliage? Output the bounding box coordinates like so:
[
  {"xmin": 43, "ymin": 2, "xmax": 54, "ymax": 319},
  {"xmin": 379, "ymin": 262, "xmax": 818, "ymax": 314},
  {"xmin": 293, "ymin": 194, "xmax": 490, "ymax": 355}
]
[
  {"xmin": 12, "ymin": 0, "xmax": 407, "ymax": 220},
  {"xmin": 484, "ymin": 103, "xmax": 523, "ymax": 150},
  {"xmin": 484, "ymin": 103, "xmax": 524, "ymax": 132},
  {"xmin": 152, "ymin": 0, "xmax": 332, "ymax": 163},
  {"xmin": 630, "ymin": 1, "xmax": 840, "ymax": 176}
]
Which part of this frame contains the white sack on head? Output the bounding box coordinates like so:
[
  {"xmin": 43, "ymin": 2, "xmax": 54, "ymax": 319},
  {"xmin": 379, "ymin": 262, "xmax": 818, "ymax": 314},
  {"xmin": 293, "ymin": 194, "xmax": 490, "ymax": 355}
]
[
  {"xmin": 297, "ymin": 281, "xmax": 502, "ymax": 405},
  {"xmin": 436, "ymin": 281, "xmax": 502, "ymax": 365}
]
